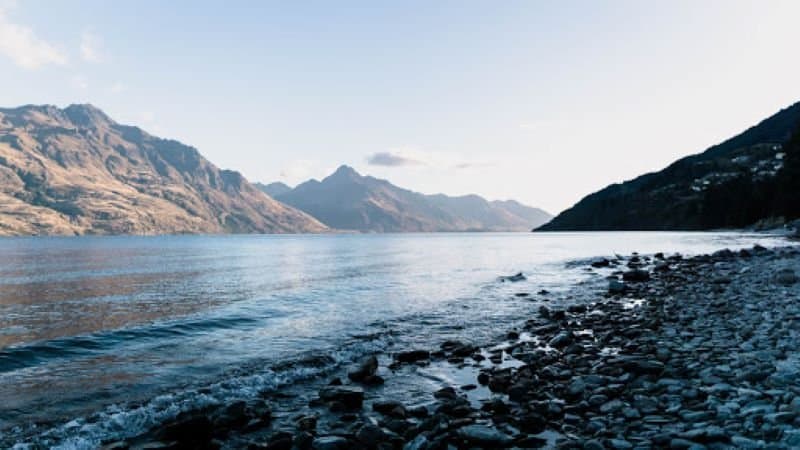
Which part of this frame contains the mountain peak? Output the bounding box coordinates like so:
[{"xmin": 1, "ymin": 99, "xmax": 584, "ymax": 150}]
[
  {"xmin": 326, "ymin": 165, "xmax": 361, "ymax": 181},
  {"xmin": 63, "ymin": 103, "xmax": 113, "ymax": 128}
]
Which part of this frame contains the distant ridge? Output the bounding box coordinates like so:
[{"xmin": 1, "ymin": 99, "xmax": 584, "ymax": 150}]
[
  {"xmin": 538, "ymin": 101, "xmax": 800, "ymax": 231},
  {"xmin": 260, "ymin": 165, "xmax": 552, "ymax": 232},
  {"xmin": 255, "ymin": 181, "xmax": 292, "ymax": 197},
  {"xmin": 0, "ymin": 104, "xmax": 328, "ymax": 235}
]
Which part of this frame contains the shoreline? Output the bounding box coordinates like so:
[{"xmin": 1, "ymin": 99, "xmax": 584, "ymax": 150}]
[{"xmin": 107, "ymin": 242, "xmax": 800, "ymax": 449}]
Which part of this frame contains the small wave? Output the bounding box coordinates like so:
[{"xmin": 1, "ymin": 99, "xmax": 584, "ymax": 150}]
[
  {"xmin": 3, "ymin": 330, "xmax": 392, "ymax": 449},
  {"xmin": 0, "ymin": 315, "xmax": 265, "ymax": 373}
]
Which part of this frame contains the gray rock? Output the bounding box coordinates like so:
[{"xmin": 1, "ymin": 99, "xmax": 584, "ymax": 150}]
[
  {"xmin": 355, "ymin": 424, "xmax": 388, "ymax": 446},
  {"xmin": 312, "ymin": 436, "xmax": 349, "ymax": 450},
  {"xmin": 395, "ymin": 350, "xmax": 430, "ymax": 363},
  {"xmin": 549, "ymin": 330, "xmax": 574, "ymax": 348},
  {"xmin": 600, "ymin": 399, "xmax": 624, "ymax": 414},
  {"xmin": 347, "ymin": 355, "xmax": 378, "ymax": 382},
  {"xmin": 609, "ymin": 280, "xmax": 626, "ymax": 293},
  {"xmin": 318, "ymin": 386, "xmax": 364, "ymax": 409},
  {"xmin": 583, "ymin": 439, "xmax": 605, "ymax": 450},
  {"xmin": 456, "ymin": 424, "xmax": 512, "ymax": 446},
  {"xmin": 622, "ymin": 269, "xmax": 650, "ymax": 282},
  {"xmin": 608, "ymin": 438, "xmax": 634, "ymax": 449}
]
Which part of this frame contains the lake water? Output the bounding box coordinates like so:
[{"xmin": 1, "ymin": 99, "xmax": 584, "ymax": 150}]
[{"xmin": 0, "ymin": 232, "xmax": 787, "ymax": 448}]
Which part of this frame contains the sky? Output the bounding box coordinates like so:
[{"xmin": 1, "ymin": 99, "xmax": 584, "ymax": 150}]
[{"xmin": 1, "ymin": 0, "xmax": 800, "ymax": 214}]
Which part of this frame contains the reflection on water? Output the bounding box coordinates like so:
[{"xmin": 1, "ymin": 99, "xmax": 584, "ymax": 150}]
[{"xmin": 0, "ymin": 232, "xmax": 788, "ymax": 447}]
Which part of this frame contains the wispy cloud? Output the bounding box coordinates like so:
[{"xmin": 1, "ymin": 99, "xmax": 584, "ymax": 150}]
[
  {"xmin": 366, "ymin": 151, "xmax": 424, "ymax": 167},
  {"xmin": 0, "ymin": 4, "xmax": 67, "ymax": 69},
  {"xmin": 366, "ymin": 147, "xmax": 493, "ymax": 171},
  {"xmin": 79, "ymin": 30, "xmax": 103, "ymax": 62}
]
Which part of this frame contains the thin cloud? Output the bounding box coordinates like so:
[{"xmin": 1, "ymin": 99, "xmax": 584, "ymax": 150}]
[
  {"xmin": 367, "ymin": 148, "xmax": 495, "ymax": 171},
  {"xmin": 0, "ymin": 6, "xmax": 67, "ymax": 69},
  {"xmin": 80, "ymin": 30, "xmax": 103, "ymax": 62},
  {"xmin": 366, "ymin": 151, "xmax": 424, "ymax": 167}
]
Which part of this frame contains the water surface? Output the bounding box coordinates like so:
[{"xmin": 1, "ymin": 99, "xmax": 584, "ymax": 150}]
[{"xmin": 0, "ymin": 232, "xmax": 785, "ymax": 448}]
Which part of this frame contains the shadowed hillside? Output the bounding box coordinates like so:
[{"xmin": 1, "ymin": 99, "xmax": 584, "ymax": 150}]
[{"xmin": 538, "ymin": 101, "xmax": 800, "ymax": 230}]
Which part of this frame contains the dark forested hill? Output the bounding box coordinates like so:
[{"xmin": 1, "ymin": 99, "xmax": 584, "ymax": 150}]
[{"xmin": 538, "ymin": 101, "xmax": 800, "ymax": 230}]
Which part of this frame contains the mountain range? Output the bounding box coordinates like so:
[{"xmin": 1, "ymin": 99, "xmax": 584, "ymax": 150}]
[
  {"xmin": 262, "ymin": 166, "xmax": 552, "ymax": 232},
  {"xmin": 0, "ymin": 104, "xmax": 327, "ymax": 235},
  {"xmin": 538, "ymin": 101, "xmax": 800, "ymax": 231}
]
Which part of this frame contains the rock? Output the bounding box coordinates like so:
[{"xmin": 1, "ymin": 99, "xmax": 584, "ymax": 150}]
[
  {"xmin": 654, "ymin": 262, "xmax": 670, "ymax": 272},
  {"xmin": 403, "ymin": 435, "xmax": 428, "ymax": 450},
  {"xmin": 266, "ymin": 432, "xmax": 293, "ymax": 450},
  {"xmin": 591, "ymin": 258, "xmax": 611, "ymax": 268},
  {"xmin": 516, "ymin": 413, "xmax": 546, "ymax": 434},
  {"xmin": 608, "ymin": 438, "xmax": 633, "ymax": 449},
  {"xmin": 456, "ymin": 424, "xmax": 512, "ymax": 447},
  {"xmin": 373, "ymin": 400, "xmax": 406, "ymax": 418},
  {"xmin": 764, "ymin": 412, "xmax": 795, "ymax": 424},
  {"xmin": 395, "ymin": 350, "xmax": 430, "ymax": 363},
  {"xmin": 622, "ymin": 407, "xmax": 641, "ymax": 419},
  {"xmin": 583, "ymin": 439, "xmax": 605, "ymax": 450},
  {"xmin": 566, "ymin": 378, "xmax": 586, "ymax": 398},
  {"xmin": 211, "ymin": 400, "xmax": 250, "ymax": 428},
  {"xmin": 312, "ymin": 436, "xmax": 349, "ymax": 450},
  {"xmin": 347, "ymin": 356, "xmax": 378, "ymax": 382},
  {"xmin": 294, "ymin": 432, "xmax": 313, "ymax": 450},
  {"xmin": 549, "ymin": 330, "xmax": 574, "ymax": 348},
  {"xmin": 355, "ymin": 424, "xmax": 388, "ymax": 446},
  {"xmin": 609, "ymin": 280, "xmax": 626, "ymax": 293},
  {"xmin": 567, "ymin": 304, "xmax": 588, "ymax": 313},
  {"xmin": 296, "ymin": 415, "xmax": 317, "ymax": 432},
  {"xmin": 158, "ymin": 413, "xmax": 213, "ymax": 444},
  {"xmin": 621, "ymin": 358, "xmax": 665, "ymax": 375},
  {"xmin": 622, "ymin": 269, "xmax": 650, "ymax": 282},
  {"xmin": 599, "ymin": 399, "xmax": 624, "ymax": 414},
  {"xmin": 730, "ymin": 436, "xmax": 764, "ymax": 448},
  {"xmin": 499, "ymin": 272, "xmax": 526, "ymax": 282},
  {"xmin": 318, "ymin": 386, "xmax": 364, "ymax": 409}
]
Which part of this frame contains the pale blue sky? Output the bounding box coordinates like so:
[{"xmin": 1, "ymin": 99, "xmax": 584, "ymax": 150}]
[{"xmin": 1, "ymin": 0, "xmax": 799, "ymax": 213}]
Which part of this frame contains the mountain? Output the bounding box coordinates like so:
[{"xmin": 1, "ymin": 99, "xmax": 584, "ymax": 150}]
[
  {"xmin": 0, "ymin": 104, "xmax": 327, "ymax": 235},
  {"xmin": 255, "ymin": 181, "xmax": 292, "ymax": 197},
  {"xmin": 538, "ymin": 101, "xmax": 800, "ymax": 231},
  {"xmin": 269, "ymin": 165, "xmax": 551, "ymax": 232}
]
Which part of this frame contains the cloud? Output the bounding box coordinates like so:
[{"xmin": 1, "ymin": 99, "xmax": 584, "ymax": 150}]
[
  {"xmin": 366, "ymin": 147, "xmax": 494, "ymax": 171},
  {"xmin": 0, "ymin": 6, "xmax": 67, "ymax": 69},
  {"xmin": 80, "ymin": 30, "xmax": 103, "ymax": 62},
  {"xmin": 366, "ymin": 151, "xmax": 424, "ymax": 167}
]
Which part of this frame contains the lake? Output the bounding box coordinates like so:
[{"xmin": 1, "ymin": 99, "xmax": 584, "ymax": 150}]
[{"xmin": 0, "ymin": 232, "xmax": 786, "ymax": 448}]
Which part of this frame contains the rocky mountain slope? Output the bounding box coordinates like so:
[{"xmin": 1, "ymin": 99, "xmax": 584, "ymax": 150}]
[
  {"xmin": 538, "ymin": 101, "xmax": 800, "ymax": 230},
  {"xmin": 0, "ymin": 104, "xmax": 327, "ymax": 235},
  {"xmin": 263, "ymin": 165, "xmax": 551, "ymax": 232}
]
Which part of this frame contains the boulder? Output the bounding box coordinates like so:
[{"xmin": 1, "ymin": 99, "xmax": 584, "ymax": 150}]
[
  {"xmin": 395, "ymin": 350, "xmax": 430, "ymax": 363},
  {"xmin": 347, "ymin": 356, "xmax": 379, "ymax": 382},
  {"xmin": 318, "ymin": 386, "xmax": 364, "ymax": 409},
  {"xmin": 622, "ymin": 269, "xmax": 650, "ymax": 282}
]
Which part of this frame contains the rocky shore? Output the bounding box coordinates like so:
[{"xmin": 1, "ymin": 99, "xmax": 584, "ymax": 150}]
[{"xmin": 113, "ymin": 243, "xmax": 800, "ymax": 450}]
